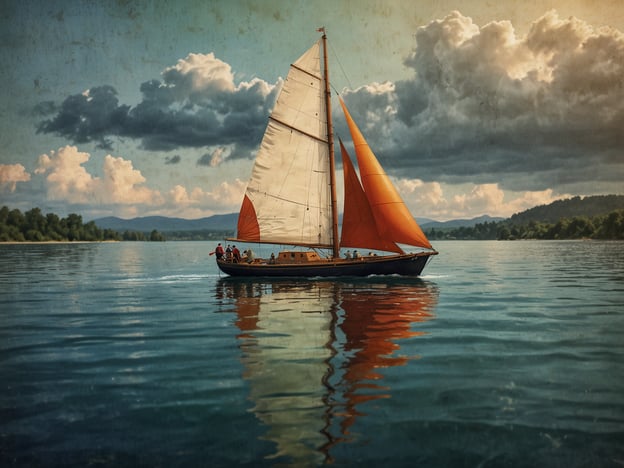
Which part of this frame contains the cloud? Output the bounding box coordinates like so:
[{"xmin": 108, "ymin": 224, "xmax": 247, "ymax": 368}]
[
  {"xmin": 36, "ymin": 86, "xmax": 129, "ymax": 150},
  {"xmin": 37, "ymin": 53, "xmax": 280, "ymax": 156},
  {"xmin": 35, "ymin": 145, "xmax": 162, "ymax": 205},
  {"xmin": 447, "ymin": 184, "xmax": 564, "ymax": 218},
  {"xmin": 162, "ymin": 52, "xmax": 238, "ymax": 95},
  {"xmin": 162, "ymin": 179, "xmax": 246, "ymax": 218},
  {"xmin": 197, "ymin": 146, "xmax": 228, "ymax": 167},
  {"xmin": 342, "ymin": 10, "xmax": 624, "ymax": 192},
  {"xmin": 32, "ymin": 145, "xmax": 245, "ymax": 218},
  {"xmin": 0, "ymin": 164, "xmax": 31, "ymax": 192},
  {"xmin": 24, "ymin": 145, "xmax": 564, "ymax": 220},
  {"xmin": 395, "ymin": 176, "xmax": 568, "ymax": 219},
  {"xmin": 168, "ymin": 179, "xmax": 246, "ymax": 206},
  {"xmin": 165, "ymin": 155, "xmax": 181, "ymax": 164}
]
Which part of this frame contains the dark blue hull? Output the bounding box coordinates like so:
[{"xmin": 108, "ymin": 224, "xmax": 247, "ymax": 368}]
[{"xmin": 216, "ymin": 252, "xmax": 437, "ymax": 277}]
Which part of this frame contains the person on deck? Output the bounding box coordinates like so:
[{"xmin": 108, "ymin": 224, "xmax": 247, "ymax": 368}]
[
  {"xmin": 226, "ymin": 245, "xmax": 232, "ymax": 261},
  {"xmin": 214, "ymin": 243, "xmax": 224, "ymax": 260},
  {"xmin": 345, "ymin": 250, "xmax": 351, "ymax": 259},
  {"xmin": 232, "ymin": 245, "xmax": 241, "ymax": 263},
  {"xmin": 244, "ymin": 248, "xmax": 255, "ymax": 263}
]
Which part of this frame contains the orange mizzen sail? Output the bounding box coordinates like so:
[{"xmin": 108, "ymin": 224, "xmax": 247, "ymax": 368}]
[
  {"xmin": 339, "ymin": 97, "xmax": 433, "ymax": 250},
  {"xmin": 339, "ymin": 139, "xmax": 403, "ymax": 253},
  {"xmin": 237, "ymin": 194, "xmax": 260, "ymax": 241}
]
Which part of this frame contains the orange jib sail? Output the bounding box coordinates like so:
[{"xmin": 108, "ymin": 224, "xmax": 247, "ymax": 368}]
[
  {"xmin": 339, "ymin": 140, "xmax": 402, "ymax": 253},
  {"xmin": 339, "ymin": 98, "xmax": 432, "ymax": 250}
]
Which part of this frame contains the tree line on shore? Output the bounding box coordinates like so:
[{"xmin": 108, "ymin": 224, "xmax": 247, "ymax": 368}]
[
  {"xmin": 0, "ymin": 206, "xmax": 165, "ymax": 242},
  {"xmin": 2, "ymin": 201, "xmax": 622, "ymax": 243},
  {"xmin": 426, "ymin": 210, "xmax": 624, "ymax": 240}
]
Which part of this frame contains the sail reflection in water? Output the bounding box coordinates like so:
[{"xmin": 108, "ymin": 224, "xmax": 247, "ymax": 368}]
[{"xmin": 216, "ymin": 279, "xmax": 439, "ymax": 464}]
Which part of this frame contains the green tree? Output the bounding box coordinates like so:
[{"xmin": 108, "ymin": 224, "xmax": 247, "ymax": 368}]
[
  {"xmin": 24, "ymin": 208, "xmax": 47, "ymax": 236},
  {"xmin": 497, "ymin": 225, "xmax": 511, "ymax": 240},
  {"xmin": 25, "ymin": 229, "xmax": 45, "ymax": 241},
  {"xmin": 597, "ymin": 211, "xmax": 624, "ymax": 239},
  {"xmin": 150, "ymin": 229, "xmax": 165, "ymax": 241},
  {"xmin": 45, "ymin": 213, "xmax": 63, "ymax": 240},
  {"xmin": 565, "ymin": 216, "xmax": 594, "ymax": 238},
  {"xmin": 123, "ymin": 230, "xmax": 145, "ymax": 241},
  {"xmin": 8, "ymin": 209, "xmax": 25, "ymax": 233},
  {"xmin": 103, "ymin": 228, "xmax": 121, "ymax": 241},
  {"xmin": 0, "ymin": 206, "xmax": 9, "ymax": 225},
  {"xmin": 82, "ymin": 221, "xmax": 102, "ymax": 241},
  {"xmin": 64, "ymin": 213, "xmax": 84, "ymax": 241}
]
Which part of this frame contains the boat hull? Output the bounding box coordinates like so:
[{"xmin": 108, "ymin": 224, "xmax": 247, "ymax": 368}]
[{"xmin": 216, "ymin": 252, "xmax": 437, "ymax": 278}]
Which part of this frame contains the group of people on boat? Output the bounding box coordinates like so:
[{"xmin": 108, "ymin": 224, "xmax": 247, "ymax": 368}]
[
  {"xmin": 344, "ymin": 250, "xmax": 378, "ymax": 259},
  {"xmin": 214, "ymin": 242, "xmax": 382, "ymax": 265},
  {"xmin": 213, "ymin": 243, "xmax": 255, "ymax": 263},
  {"xmin": 344, "ymin": 250, "xmax": 361, "ymax": 259}
]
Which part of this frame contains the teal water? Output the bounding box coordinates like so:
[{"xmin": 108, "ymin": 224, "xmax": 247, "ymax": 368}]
[{"xmin": 1, "ymin": 241, "xmax": 623, "ymax": 467}]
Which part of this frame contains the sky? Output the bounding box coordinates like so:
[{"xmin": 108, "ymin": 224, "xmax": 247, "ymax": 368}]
[{"xmin": 1, "ymin": 0, "xmax": 623, "ymax": 221}]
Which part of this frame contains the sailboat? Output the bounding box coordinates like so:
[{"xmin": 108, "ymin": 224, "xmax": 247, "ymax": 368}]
[{"xmin": 217, "ymin": 30, "xmax": 437, "ymax": 277}]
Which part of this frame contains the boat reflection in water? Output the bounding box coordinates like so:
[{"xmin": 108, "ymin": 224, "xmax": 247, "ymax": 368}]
[{"xmin": 216, "ymin": 278, "xmax": 439, "ymax": 465}]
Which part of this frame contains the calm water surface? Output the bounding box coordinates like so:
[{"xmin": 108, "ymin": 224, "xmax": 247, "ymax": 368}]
[{"xmin": 1, "ymin": 240, "xmax": 623, "ymax": 467}]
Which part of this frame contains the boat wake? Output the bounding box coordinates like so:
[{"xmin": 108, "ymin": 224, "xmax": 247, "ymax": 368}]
[
  {"xmin": 120, "ymin": 273, "xmax": 218, "ymax": 284},
  {"xmin": 420, "ymin": 274, "xmax": 449, "ymax": 280}
]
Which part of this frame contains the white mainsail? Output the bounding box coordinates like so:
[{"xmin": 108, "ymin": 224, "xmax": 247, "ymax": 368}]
[{"xmin": 237, "ymin": 41, "xmax": 332, "ymax": 247}]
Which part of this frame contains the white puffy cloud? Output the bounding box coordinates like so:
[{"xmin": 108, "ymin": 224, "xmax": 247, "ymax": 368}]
[
  {"xmin": 162, "ymin": 179, "xmax": 246, "ymax": 218},
  {"xmin": 35, "ymin": 146, "xmax": 96, "ymax": 203},
  {"xmin": 35, "ymin": 145, "xmax": 162, "ymax": 206},
  {"xmin": 32, "ymin": 145, "xmax": 247, "ymax": 218},
  {"xmin": 395, "ymin": 178, "xmax": 447, "ymax": 214},
  {"xmin": 162, "ymin": 53, "xmax": 237, "ymax": 95},
  {"xmin": 101, "ymin": 155, "xmax": 163, "ymax": 205},
  {"xmin": 161, "ymin": 52, "xmax": 275, "ymax": 99},
  {"xmin": 395, "ymin": 176, "xmax": 568, "ymax": 219},
  {"xmin": 0, "ymin": 164, "xmax": 31, "ymax": 192},
  {"xmin": 464, "ymin": 185, "xmax": 570, "ymax": 219}
]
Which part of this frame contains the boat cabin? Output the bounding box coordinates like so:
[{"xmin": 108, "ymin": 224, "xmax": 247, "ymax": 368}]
[{"xmin": 277, "ymin": 251, "xmax": 323, "ymax": 264}]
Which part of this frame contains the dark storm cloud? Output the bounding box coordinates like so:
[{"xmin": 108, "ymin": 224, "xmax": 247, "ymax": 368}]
[
  {"xmin": 37, "ymin": 86, "xmax": 129, "ymax": 150},
  {"xmin": 196, "ymin": 153, "xmax": 213, "ymax": 166},
  {"xmin": 36, "ymin": 53, "xmax": 279, "ymax": 157},
  {"xmin": 342, "ymin": 11, "xmax": 624, "ymax": 191},
  {"xmin": 165, "ymin": 155, "xmax": 181, "ymax": 164}
]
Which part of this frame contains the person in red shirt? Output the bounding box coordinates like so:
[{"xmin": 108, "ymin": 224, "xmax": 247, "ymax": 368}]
[
  {"xmin": 232, "ymin": 245, "xmax": 241, "ymax": 263},
  {"xmin": 214, "ymin": 243, "xmax": 224, "ymax": 260}
]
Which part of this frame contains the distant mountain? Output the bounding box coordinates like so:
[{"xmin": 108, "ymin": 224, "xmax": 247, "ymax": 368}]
[
  {"xmin": 416, "ymin": 217, "xmax": 437, "ymax": 226},
  {"xmin": 421, "ymin": 215, "xmax": 504, "ymax": 229},
  {"xmin": 94, "ymin": 195, "xmax": 623, "ymax": 235},
  {"xmin": 94, "ymin": 214, "xmax": 237, "ymax": 232},
  {"xmin": 509, "ymin": 195, "xmax": 624, "ymax": 224},
  {"xmin": 94, "ymin": 213, "xmax": 501, "ymax": 234},
  {"xmin": 93, "ymin": 213, "xmax": 492, "ymax": 233}
]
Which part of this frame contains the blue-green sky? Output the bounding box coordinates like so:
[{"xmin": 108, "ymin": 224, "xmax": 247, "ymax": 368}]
[{"xmin": 1, "ymin": 0, "xmax": 623, "ymax": 220}]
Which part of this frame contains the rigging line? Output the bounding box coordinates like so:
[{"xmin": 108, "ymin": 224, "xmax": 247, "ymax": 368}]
[
  {"xmin": 328, "ymin": 39, "xmax": 353, "ymax": 93},
  {"xmin": 246, "ymin": 187, "xmax": 325, "ymax": 209}
]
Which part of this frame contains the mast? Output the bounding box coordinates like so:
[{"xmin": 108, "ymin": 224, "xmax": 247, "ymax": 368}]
[{"xmin": 321, "ymin": 29, "xmax": 340, "ymax": 259}]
